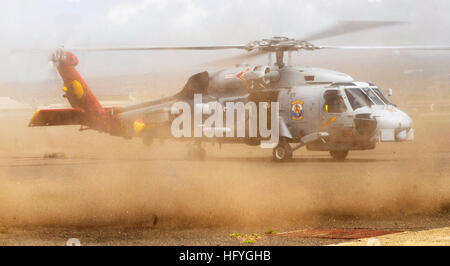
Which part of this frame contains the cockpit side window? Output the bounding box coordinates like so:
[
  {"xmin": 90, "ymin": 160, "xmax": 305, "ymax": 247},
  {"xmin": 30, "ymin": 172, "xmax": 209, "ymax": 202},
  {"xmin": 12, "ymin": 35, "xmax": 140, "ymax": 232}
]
[
  {"xmin": 323, "ymin": 90, "xmax": 347, "ymax": 113},
  {"xmin": 345, "ymin": 88, "xmax": 372, "ymax": 110}
]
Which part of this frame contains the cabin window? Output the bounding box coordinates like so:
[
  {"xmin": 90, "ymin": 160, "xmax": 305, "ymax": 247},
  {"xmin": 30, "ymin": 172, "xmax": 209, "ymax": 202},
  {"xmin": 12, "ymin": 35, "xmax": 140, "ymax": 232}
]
[
  {"xmin": 323, "ymin": 90, "xmax": 347, "ymax": 113},
  {"xmin": 304, "ymin": 76, "xmax": 315, "ymax": 82}
]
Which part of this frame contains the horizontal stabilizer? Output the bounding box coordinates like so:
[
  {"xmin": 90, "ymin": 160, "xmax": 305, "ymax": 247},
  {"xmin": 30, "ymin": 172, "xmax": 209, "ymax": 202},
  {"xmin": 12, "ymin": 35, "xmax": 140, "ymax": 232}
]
[{"xmin": 29, "ymin": 108, "xmax": 84, "ymax": 127}]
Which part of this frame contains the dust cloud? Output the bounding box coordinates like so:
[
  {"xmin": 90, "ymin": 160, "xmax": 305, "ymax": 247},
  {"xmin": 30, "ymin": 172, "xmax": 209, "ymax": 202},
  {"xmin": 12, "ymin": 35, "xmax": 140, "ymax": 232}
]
[{"xmin": 0, "ymin": 111, "xmax": 449, "ymax": 229}]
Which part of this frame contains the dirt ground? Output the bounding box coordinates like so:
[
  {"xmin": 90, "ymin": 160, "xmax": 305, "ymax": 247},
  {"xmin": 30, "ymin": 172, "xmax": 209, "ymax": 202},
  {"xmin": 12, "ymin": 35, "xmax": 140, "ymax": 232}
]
[{"xmin": 0, "ymin": 107, "xmax": 449, "ymax": 246}]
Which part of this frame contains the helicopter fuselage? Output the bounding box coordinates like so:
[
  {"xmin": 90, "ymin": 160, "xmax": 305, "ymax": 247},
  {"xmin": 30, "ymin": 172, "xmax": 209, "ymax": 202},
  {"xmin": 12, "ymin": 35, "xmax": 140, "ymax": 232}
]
[
  {"xmin": 28, "ymin": 51, "xmax": 413, "ymax": 161},
  {"xmin": 120, "ymin": 66, "xmax": 413, "ymax": 153}
]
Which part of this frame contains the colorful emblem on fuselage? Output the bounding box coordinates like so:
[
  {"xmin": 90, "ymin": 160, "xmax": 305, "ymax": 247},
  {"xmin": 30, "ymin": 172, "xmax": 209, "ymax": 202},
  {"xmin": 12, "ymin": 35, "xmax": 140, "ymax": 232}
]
[{"xmin": 291, "ymin": 100, "xmax": 304, "ymax": 121}]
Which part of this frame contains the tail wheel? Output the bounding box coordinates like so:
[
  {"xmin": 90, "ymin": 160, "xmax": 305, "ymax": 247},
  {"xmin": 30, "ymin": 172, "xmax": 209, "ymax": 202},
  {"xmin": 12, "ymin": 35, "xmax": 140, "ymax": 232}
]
[
  {"xmin": 272, "ymin": 142, "xmax": 293, "ymax": 162},
  {"xmin": 330, "ymin": 150, "xmax": 349, "ymax": 162}
]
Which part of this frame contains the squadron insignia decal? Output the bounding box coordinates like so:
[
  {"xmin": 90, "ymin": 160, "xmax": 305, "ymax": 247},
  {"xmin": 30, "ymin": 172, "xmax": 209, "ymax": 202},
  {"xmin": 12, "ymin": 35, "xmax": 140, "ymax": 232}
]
[{"xmin": 291, "ymin": 100, "xmax": 304, "ymax": 121}]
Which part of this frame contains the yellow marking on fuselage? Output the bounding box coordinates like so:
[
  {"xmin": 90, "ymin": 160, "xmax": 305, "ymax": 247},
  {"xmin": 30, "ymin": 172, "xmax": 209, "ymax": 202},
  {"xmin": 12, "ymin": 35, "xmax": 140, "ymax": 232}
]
[
  {"xmin": 71, "ymin": 80, "xmax": 84, "ymax": 100},
  {"xmin": 133, "ymin": 120, "xmax": 146, "ymax": 133},
  {"xmin": 321, "ymin": 116, "xmax": 337, "ymax": 129}
]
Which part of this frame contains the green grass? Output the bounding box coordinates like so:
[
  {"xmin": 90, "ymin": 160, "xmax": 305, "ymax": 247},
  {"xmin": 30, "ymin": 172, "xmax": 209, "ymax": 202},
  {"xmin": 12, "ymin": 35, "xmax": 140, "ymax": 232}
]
[
  {"xmin": 265, "ymin": 229, "xmax": 276, "ymax": 235},
  {"xmin": 229, "ymin": 232, "xmax": 261, "ymax": 244}
]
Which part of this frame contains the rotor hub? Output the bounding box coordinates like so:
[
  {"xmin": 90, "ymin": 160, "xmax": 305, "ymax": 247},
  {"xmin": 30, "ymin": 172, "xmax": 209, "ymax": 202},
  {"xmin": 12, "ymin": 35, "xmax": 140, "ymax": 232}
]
[
  {"xmin": 245, "ymin": 37, "xmax": 319, "ymax": 52},
  {"xmin": 244, "ymin": 37, "xmax": 320, "ymax": 68}
]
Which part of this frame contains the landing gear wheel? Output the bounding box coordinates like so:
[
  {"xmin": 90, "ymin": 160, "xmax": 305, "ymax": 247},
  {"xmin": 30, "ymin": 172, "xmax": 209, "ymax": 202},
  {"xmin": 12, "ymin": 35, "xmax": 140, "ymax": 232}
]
[
  {"xmin": 272, "ymin": 142, "xmax": 293, "ymax": 162},
  {"xmin": 330, "ymin": 150, "xmax": 349, "ymax": 162},
  {"xmin": 187, "ymin": 146, "xmax": 206, "ymax": 160}
]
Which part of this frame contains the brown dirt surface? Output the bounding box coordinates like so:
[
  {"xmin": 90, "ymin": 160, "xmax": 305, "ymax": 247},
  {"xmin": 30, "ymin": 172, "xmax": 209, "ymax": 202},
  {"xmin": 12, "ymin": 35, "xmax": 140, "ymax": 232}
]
[{"xmin": 0, "ymin": 106, "xmax": 449, "ymax": 246}]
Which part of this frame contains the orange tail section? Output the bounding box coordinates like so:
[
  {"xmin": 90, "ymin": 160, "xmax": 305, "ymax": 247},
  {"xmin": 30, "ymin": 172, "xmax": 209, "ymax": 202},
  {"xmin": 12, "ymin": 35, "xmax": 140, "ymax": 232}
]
[
  {"xmin": 55, "ymin": 50, "xmax": 104, "ymax": 119},
  {"xmin": 29, "ymin": 50, "xmax": 124, "ymax": 136}
]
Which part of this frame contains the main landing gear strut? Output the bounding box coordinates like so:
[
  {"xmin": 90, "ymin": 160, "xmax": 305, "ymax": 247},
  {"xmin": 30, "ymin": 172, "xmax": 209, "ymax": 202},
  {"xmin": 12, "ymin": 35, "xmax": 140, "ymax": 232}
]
[{"xmin": 271, "ymin": 132, "xmax": 349, "ymax": 162}]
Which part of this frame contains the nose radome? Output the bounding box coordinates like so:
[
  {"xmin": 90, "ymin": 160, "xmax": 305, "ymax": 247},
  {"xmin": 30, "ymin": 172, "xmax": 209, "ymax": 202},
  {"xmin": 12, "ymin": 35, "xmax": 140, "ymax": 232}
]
[
  {"xmin": 373, "ymin": 108, "xmax": 414, "ymax": 142},
  {"xmin": 394, "ymin": 109, "xmax": 413, "ymax": 129},
  {"xmin": 374, "ymin": 108, "xmax": 412, "ymax": 129},
  {"xmin": 401, "ymin": 112, "xmax": 413, "ymax": 129}
]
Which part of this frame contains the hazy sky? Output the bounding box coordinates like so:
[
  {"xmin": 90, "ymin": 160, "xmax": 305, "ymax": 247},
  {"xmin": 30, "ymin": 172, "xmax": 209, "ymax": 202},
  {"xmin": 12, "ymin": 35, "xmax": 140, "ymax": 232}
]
[{"xmin": 1, "ymin": 0, "xmax": 449, "ymax": 82}]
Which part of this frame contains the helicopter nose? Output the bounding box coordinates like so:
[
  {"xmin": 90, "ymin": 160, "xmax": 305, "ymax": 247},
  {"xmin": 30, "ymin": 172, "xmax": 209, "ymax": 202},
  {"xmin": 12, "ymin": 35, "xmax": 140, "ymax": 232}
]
[{"xmin": 374, "ymin": 108, "xmax": 414, "ymax": 142}]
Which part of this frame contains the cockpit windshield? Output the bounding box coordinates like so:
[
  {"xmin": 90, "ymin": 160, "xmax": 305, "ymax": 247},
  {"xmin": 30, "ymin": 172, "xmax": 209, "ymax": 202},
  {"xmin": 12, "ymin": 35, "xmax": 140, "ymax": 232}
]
[
  {"xmin": 344, "ymin": 88, "xmax": 373, "ymax": 110},
  {"xmin": 362, "ymin": 88, "xmax": 385, "ymax": 105},
  {"xmin": 372, "ymin": 87, "xmax": 392, "ymax": 105},
  {"xmin": 345, "ymin": 87, "xmax": 392, "ymax": 110}
]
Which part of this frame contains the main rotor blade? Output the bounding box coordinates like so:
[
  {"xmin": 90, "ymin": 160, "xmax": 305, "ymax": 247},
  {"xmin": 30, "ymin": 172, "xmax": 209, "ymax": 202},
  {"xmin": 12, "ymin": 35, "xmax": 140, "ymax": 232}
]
[
  {"xmin": 70, "ymin": 45, "xmax": 247, "ymax": 52},
  {"xmin": 11, "ymin": 48, "xmax": 54, "ymax": 53},
  {"xmin": 201, "ymin": 50, "xmax": 267, "ymax": 67},
  {"xmin": 318, "ymin": 45, "xmax": 450, "ymax": 50},
  {"xmin": 301, "ymin": 21, "xmax": 405, "ymax": 42}
]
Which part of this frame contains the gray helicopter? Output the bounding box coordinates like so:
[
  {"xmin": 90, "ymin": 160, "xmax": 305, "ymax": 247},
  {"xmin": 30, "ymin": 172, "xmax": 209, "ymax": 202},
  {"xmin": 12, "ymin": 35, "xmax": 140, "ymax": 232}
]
[{"xmin": 28, "ymin": 21, "xmax": 449, "ymax": 161}]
